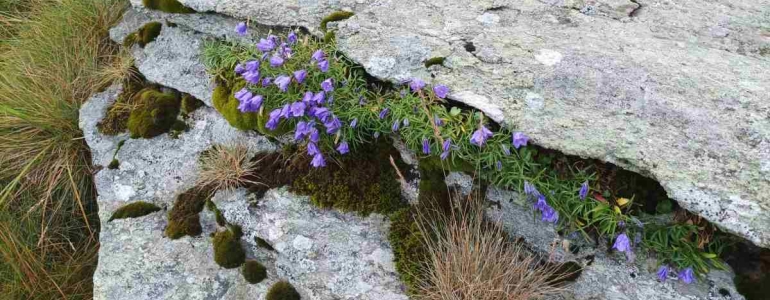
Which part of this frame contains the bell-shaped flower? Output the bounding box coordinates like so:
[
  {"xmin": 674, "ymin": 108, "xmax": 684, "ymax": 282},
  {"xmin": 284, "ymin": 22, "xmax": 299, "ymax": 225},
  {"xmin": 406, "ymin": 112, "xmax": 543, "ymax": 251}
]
[
  {"xmin": 234, "ymin": 64, "xmax": 245, "ymax": 75},
  {"xmin": 350, "ymin": 118, "xmax": 358, "ymax": 128},
  {"xmin": 235, "ymin": 22, "xmax": 247, "ymax": 36},
  {"xmin": 433, "ymin": 85, "xmax": 449, "ymax": 98},
  {"xmin": 307, "ymin": 142, "xmax": 320, "ymax": 156},
  {"xmin": 287, "ymin": 31, "xmax": 298, "ymax": 44},
  {"xmin": 237, "ymin": 95, "xmax": 262, "ymax": 113},
  {"xmin": 470, "ymin": 125, "xmax": 493, "ymax": 146},
  {"xmin": 256, "ymin": 38, "xmax": 276, "ymax": 52},
  {"xmin": 301, "ymin": 91, "xmax": 313, "ymax": 104},
  {"xmin": 274, "ymin": 75, "xmax": 291, "ymax": 92},
  {"xmin": 279, "ymin": 104, "xmax": 290, "ymax": 119},
  {"xmin": 318, "ymin": 59, "xmax": 329, "ymax": 72},
  {"xmin": 321, "ymin": 78, "xmax": 334, "ymax": 92},
  {"xmin": 311, "ymin": 49, "xmax": 325, "ymax": 62},
  {"xmin": 378, "ymin": 108, "xmax": 389, "ymax": 119},
  {"xmin": 290, "ymin": 101, "xmax": 306, "ymax": 117},
  {"xmin": 261, "ymin": 77, "xmax": 272, "ymax": 87},
  {"xmin": 512, "ymin": 132, "xmax": 529, "ymax": 149},
  {"xmin": 422, "ymin": 138, "xmax": 431, "ymax": 154},
  {"xmin": 324, "ymin": 116, "xmax": 342, "ymax": 134},
  {"xmin": 311, "ymin": 153, "xmax": 326, "ymax": 168},
  {"xmin": 243, "ymin": 71, "xmax": 260, "ymax": 84},
  {"xmin": 265, "ymin": 108, "xmax": 282, "ymax": 130},
  {"xmin": 234, "ymin": 88, "xmax": 252, "ymax": 102},
  {"xmin": 245, "ymin": 60, "xmax": 259, "ymax": 72},
  {"xmin": 312, "ymin": 91, "xmax": 325, "ymax": 105},
  {"xmin": 270, "ymin": 55, "xmax": 285, "ymax": 68},
  {"xmin": 579, "ymin": 181, "xmax": 589, "ymax": 200},
  {"xmin": 656, "ymin": 265, "xmax": 669, "ymax": 282},
  {"xmin": 679, "ymin": 267, "xmax": 695, "ymax": 284},
  {"xmin": 294, "ymin": 70, "xmax": 308, "ymax": 84},
  {"xmin": 409, "ymin": 78, "xmax": 426, "ymax": 92},
  {"xmin": 612, "ymin": 233, "xmax": 631, "ymax": 252},
  {"xmin": 337, "ymin": 141, "xmax": 349, "ymax": 155}
]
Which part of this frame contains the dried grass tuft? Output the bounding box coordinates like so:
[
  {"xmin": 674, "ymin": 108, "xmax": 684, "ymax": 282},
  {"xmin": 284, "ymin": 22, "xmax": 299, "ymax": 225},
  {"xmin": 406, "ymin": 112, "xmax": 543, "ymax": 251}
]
[{"xmin": 196, "ymin": 144, "xmax": 260, "ymax": 192}]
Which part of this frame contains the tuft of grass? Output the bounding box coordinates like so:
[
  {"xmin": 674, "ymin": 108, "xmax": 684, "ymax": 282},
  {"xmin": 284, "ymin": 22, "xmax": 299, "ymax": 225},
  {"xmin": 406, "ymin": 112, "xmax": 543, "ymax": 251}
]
[
  {"xmin": 196, "ymin": 144, "xmax": 259, "ymax": 192},
  {"xmin": 0, "ymin": 0, "xmax": 127, "ymax": 298},
  {"xmin": 414, "ymin": 193, "xmax": 569, "ymax": 300}
]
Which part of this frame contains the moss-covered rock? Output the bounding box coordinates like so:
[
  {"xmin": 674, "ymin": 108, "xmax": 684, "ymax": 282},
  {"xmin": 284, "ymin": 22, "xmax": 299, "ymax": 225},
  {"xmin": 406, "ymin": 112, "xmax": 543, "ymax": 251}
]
[
  {"xmin": 388, "ymin": 208, "xmax": 427, "ymax": 294},
  {"xmin": 108, "ymin": 159, "xmax": 120, "ymax": 170},
  {"xmin": 98, "ymin": 68, "xmax": 150, "ymax": 135},
  {"xmin": 291, "ymin": 140, "xmax": 406, "ymax": 216},
  {"xmin": 255, "ymin": 236, "xmax": 275, "ymax": 251},
  {"xmin": 241, "ymin": 260, "xmax": 267, "ymax": 284},
  {"xmin": 320, "ymin": 11, "xmax": 354, "ymax": 32},
  {"xmin": 180, "ymin": 93, "xmax": 204, "ymax": 116},
  {"xmin": 212, "ymin": 228, "xmax": 245, "ymax": 269},
  {"xmin": 165, "ymin": 188, "xmax": 210, "ymax": 239},
  {"xmin": 123, "ymin": 22, "xmax": 162, "ymax": 48},
  {"xmin": 127, "ymin": 88, "xmax": 182, "ymax": 139},
  {"xmin": 266, "ymin": 281, "xmax": 301, "ymax": 300},
  {"xmin": 142, "ymin": 0, "xmax": 195, "ymax": 13},
  {"xmin": 109, "ymin": 201, "xmax": 162, "ymax": 221}
]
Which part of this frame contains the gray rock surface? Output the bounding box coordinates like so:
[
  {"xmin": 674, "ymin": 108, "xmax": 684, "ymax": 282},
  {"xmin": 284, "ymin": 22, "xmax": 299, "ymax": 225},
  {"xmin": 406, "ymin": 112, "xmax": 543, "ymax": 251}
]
[
  {"xmin": 136, "ymin": 0, "xmax": 770, "ymax": 247},
  {"xmin": 81, "ymin": 85, "xmax": 406, "ymax": 299}
]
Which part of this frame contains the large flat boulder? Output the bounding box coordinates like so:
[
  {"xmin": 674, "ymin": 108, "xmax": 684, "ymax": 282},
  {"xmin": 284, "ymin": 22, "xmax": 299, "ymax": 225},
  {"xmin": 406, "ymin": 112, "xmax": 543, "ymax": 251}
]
[{"xmin": 153, "ymin": 0, "xmax": 770, "ymax": 247}]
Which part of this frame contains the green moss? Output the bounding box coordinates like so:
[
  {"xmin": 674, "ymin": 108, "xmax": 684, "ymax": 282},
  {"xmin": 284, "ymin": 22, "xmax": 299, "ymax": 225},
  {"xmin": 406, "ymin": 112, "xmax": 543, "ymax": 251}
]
[
  {"xmin": 142, "ymin": 0, "xmax": 195, "ymax": 13},
  {"xmin": 255, "ymin": 236, "xmax": 275, "ymax": 251},
  {"xmin": 323, "ymin": 31, "xmax": 335, "ymax": 43},
  {"xmin": 165, "ymin": 188, "xmax": 210, "ymax": 239},
  {"xmin": 123, "ymin": 22, "xmax": 162, "ymax": 48},
  {"xmin": 291, "ymin": 140, "xmax": 406, "ymax": 216},
  {"xmin": 424, "ymin": 57, "xmax": 445, "ymax": 68},
  {"xmin": 98, "ymin": 68, "xmax": 150, "ymax": 135},
  {"xmin": 227, "ymin": 224, "xmax": 244, "ymax": 238},
  {"xmin": 212, "ymin": 228, "xmax": 245, "ymax": 268},
  {"xmin": 107, "ymin": 159, "xmax": 120, "ymax": 170},
  {"xmin": 127, "ymin": 88, "xmax": 182, "ymax": 139},
  {"xmin": 320, "ymin": 11, "xmax": 354, "ymax": 32},
  {"xmin": 388, "ymin": 208, "xmax": 427, "ymax": 294},
  {"xmin": 206, "ymin": 200, "xmax": 227, "ymax": 226},
  {"xmin": 212, "ymin": 82, "xmax": 290, "ymax": 136},
  {"xmin": 180, "ymin": 93, "xmax": 203, "ymax": 116},
  {"xmin": 417, "ymin": 157, "xmax": 451, "ymax": 212},
  {"xmin": 109, "ymin": 201, "xmax": 162, "ymax": 221},
  {"xmin": 760, "ymin": 46, "xmax": 770, "ymax": 57},
  {"xmin": 241, "ymin": 260, "xmax": 267, "ymax": 284},
  {"xmin": 266, "ymin": 281, "xmax": 301, "ymax": 300}
]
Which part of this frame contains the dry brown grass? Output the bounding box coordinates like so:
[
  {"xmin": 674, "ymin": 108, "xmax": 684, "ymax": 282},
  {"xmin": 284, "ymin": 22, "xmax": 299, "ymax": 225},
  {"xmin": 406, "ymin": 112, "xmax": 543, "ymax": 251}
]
[
  {"xmin": 415, "ymin": 194, "xmax": 571, "ymax": 300},
  {"xmin": 196, "ymin": 144, "xmax": 260, "ymax": 192}
]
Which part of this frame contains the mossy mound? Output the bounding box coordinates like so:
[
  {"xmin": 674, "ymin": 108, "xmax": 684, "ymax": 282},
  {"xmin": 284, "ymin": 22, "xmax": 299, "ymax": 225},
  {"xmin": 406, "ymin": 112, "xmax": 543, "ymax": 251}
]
[
  {"xmin": 127, "ymin": 87, "xmax": 182, "ymax": 139},
  {"xmin": 108, "ymin": 159, "xmax": 120, "ymax": 170},
  {"xmin": 142, "ymin": 0, "xmax": 195, "ymax": 13},
  {"xmin": 109, "ymin": 201, "xmax": 162, "ymax": 221},
  {"xmin": 98, "ymin": 69, "xmax": 150, "ymax": 135},
  {"xmin": 241, "ymin": 260, "xmax": 267, "ymax": 284},
  {"xmin": 165, "ymin": 188, "xmax": 210, "ymax": 239},
  {"xmin": 388, "ymin": 208, "xmax": 427, "ymax": 294},
  {"xmin": 212, "ymin": 228, "xmax": 245, "ymax": 269},
  {"xmin": 320, "ymin": 11, "xmax": 354, "ymax": 32},
  {"xmin": 266, "ymin": 281, "xmax": 301, "ymax": 300},
  {"xmin": 255, "ymin": 236, "xmax": 275, "ymax": 251},
  {"xmin": 424, "ymin": 57, "xmax": 445, "ymax": 68},
  {"xmin": 180, "ymin": 93, "xmax": 204, "ymax": 116},
  {"xmin": 123, "ymin": 22, "xmax": 162, "ymax": 48},
  {"xmin": 291, "ymin": 140, "xmax": 406, "ymax": 216}
]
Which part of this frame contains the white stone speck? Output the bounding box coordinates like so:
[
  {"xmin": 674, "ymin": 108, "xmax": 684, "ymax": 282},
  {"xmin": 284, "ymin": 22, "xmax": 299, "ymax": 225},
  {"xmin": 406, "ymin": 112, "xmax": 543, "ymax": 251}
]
[{"xmin": 534, "ymin": 49, "xmax": 563, "ymax": 66}]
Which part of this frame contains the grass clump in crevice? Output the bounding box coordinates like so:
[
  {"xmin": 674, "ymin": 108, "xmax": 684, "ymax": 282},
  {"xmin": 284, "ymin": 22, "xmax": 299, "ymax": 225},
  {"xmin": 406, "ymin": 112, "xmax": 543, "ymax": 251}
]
[
  {"xmin": 266, "ymin": 280, "xmax": 301, "ymax": 300},
  {"xmin": 241, "ymin": 260, "xmax": 267, "ymax": 284},
  {"xmin": 0, "ymin": 0, "xmax": 128, "ymax": 298},
  {"xmin": 123, "ymin": 22, "xmax": 162, "ymax": 48},
  {"xmin": 165, "ymin": 187, "xmax": 211, "ymax": 239},
  {"xmin": 142, "ymin": 0, "xmax": 195, "ymax": 14},
  {"xmin": 197, "ymin": 144, "xmax": 258, "ymax": 192},
  {"xmin": 109, "ymin": 201, "xmax": 161, "ymax": 221},
  {"xmin": 212, "ymin": 225, "xmax": 245, "ymax": 269}
]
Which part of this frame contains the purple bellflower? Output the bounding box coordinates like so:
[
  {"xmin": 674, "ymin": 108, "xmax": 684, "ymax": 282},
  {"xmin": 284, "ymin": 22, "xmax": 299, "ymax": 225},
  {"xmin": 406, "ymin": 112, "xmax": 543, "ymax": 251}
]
[
  {"xmin": 290, "ymin": 101, "xmax": 306, "ymax": 117},
  {"xmin": 324, "ymin": 116, "xmax": 342, "ymax": 134},
  {"xmin": 337, "ymin": 141, "xmax": 349, "ymax": 154},
  {"xmin": 294, "ymin": 121, "xmax": 310, "ymax": 141},
  {"xmin": 234, "ymin": 64, "xmax": 245, "ymax": 75},
  {"xmin": 512, "ymin": 132, "xmax": 529, "ymax": 149},
  {"xmin": 309, "ymin": 128, "xmax": 320, "ymax": 143},
  {"xmin": 274, "ymin": 75, "xmax": 291, "ymax": 92},
  {"xmin": 679, "ymin": 268, "xmax": 695, "ymax": 284},
  {"xmin": 307, "ymin": 142, "xmax": 320, "ymax": 156},
  {"xmin": 287, "ymin": 31, "xmax": 298, "ymax": 44},
  {"xmin": 256, "ymin": 38, "xmax": 276, "ymax": 52},
  {"xmin": 409, "ymin": 78, "xmax": 426, "ymax": 92},
  {"xmin": 245, "ymin": 60, "xmax": 259, "ymax": 72},
  {"xmin": 270, "ymin": 55, "xmax": 285, "ymax": 67},
  {"xmin": 613, "ymin": 233, "xmax": 631, "ymax": 252},
  {"xmin": 579, "ymin": 181, "xmax": 589, "ymax": 200},
  {"xmin": 266, "ymin": 108, "xmax": 282, "ymax": 130},
  {"xmin": 422, "ymin": 138, "xmax": 431, "ymax": 154},
  {"xmin": 433, "ymin": 114, "xmax": 444, "ymax": 127},
  {"xmin": 541, "ymin": 205, "xmax": 559, "ymax": 223},
  {"xmin": 311, "ymin": 107, "xmax": 331, "ymax": 122},
  {"xmin": 501, "ymin": 144, "xmax": 511, "ymax": 156},
  {"xmin": 243, "ymin": 71, "xmax": 260, "ymax": 84},
  {"xmin": 293, "ymin": 70, "xmax": 307, "ymax": 84},
  {"xmin": 379, "ymin": 108, "xmax": 390, "ymax": 119},
  {"xmin": 496, "ymin": 160, "xmax": 503, "ymax": 170},
  {"xmin": 321, "ymin": 78, "xmax": 334, "ymax": 92},
  {"xmin": 235, "ymin": 22, "xmax": 247, "ymax": 36},
  {"xmin": 311, "ymin": 153, "xmax": 326, "ymax": 168},
  {"xmin": 311, "ymin": 50, "xmax": 325, "ymax": 62},
  {"xmin": 234, "ymin": 88, "xmax": 251, "ymax": 101},
  {"xmin": 318, "ymin": 59, "xmax": 329, "ymax": 72},
  {"xmin": 261, "ymin": 77, "xmax": 272, "ymax": 87},
  {"xmin": 312, "ymin": 91, "xmax": 325, "ymax": 105},
  {"xmin": 403, "ymin": 118, "xmax": 410, "ymax": 127},
  {"xmin": 470, "ymin": 125, "xmax": 493, "ymax": 146},
  {"xmin": 279, "ymin": 104, "xmax": 291, "ymax": 119},
  {"xmin": 656, "ymin": 265, "xmax": 669, "ymax": 282},
  {"xmin": 392, "ymin": 120, "xmax": 400, "ymax": 132},
  {"xmin": 350, "ymin": 118, "xmax": 358, "ymax": 128},
  {"xmin": 302, "ymin": 91, "xmax": 313, "ymax": 104},
  {"xmin": 433, "ymin": 85, "xmax": 449, "ymax": 98},
  {"xmin": 237, "ymin": 95, "xmax": 262, "ymax": 113}
]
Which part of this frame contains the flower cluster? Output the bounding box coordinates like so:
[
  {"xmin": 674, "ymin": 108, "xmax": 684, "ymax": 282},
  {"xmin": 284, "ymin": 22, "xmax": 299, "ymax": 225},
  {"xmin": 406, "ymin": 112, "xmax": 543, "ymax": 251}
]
[
  {"xmin": 523, "ymin": 181, "xmax": 558, "ymax": 223},
  {"xmin": 656, "ymin": 265, "xmax": 696, "ymax": 284},
  {"xmin": 231, "ymin": 29, "xmax": 350, "ymax": 168}
]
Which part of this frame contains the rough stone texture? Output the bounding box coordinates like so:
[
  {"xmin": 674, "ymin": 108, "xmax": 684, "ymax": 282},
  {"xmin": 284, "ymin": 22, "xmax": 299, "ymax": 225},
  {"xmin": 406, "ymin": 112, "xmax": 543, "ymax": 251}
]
[
  {"xmin": 82, "ymin": 84, "xmax": 407, "ymax": 299},
  {"xmin": 145, "ymin": 0, "xmax": 770, "ymax": 247},
  {"xmin": 572, "ymin": 253, "xmax": 744, "ymax": 300}
]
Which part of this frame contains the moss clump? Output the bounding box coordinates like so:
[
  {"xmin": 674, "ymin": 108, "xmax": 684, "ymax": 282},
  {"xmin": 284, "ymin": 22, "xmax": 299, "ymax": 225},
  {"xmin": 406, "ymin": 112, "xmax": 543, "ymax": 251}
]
[
  {"xmin": 388, "ymin": 208, "xmax": 427, "ymax": 294},
  {"xmin": 242, "ymin": 260, "xmax": 267, "ymax": 284},
  {"xmin": 266, "ymin": 281, "xmax": 301, "ymax": 300},
  {"xmin": 123, "ymin": 22, "xmax": 162, "ymax": 48},
  {"xmin": 320, "ymin": 11, "xmax": 354, "ymax": 32},
  {"xmin": 180, "ymin": 93, "xmax": 204, "ymax": 116},
  {"xmin": 424, "ymin": 57, "xmax": 445, "ymax": 68},
  {"xmin": 205, "ymin": 200, "xmax": 227, "ymax": 226},
  {"xmin": 323, "ymin": 31, "xmax": 335, "ymax": 43},
  {"xmin": 255, "ymin": 236, "xmax": 275, "ymax": 251},
  {"xmin": 165, "ymin": 188, "xmax": 210, "ymax": 239},
  {"xmin": 212, "ymin": 228, "xmax": 245, "ymax": 269},
  {"xmin": 127, "ymin": 88, "xmax": 182, "ymax": 139},
  {"xmin": 98, "ymin": 68, "xmax": 150, "ymax": 135},
  {"xmin": 109, "ymin": 201, "xmax": 162, "ymax": 221},
  {"xmin": 142, "ymin": 0, "xmax": 195, "ymax": 13},
  {"xmin": 291, "ymin": 140, "xmax": 406, "ymax": 216},
  {"xmin": 107, "ymin": 159, "xmax": 120, "ymax": 170},
  {"xmin": 212, "ymin": 82, "xmax": 290, "ymax": 136}
]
